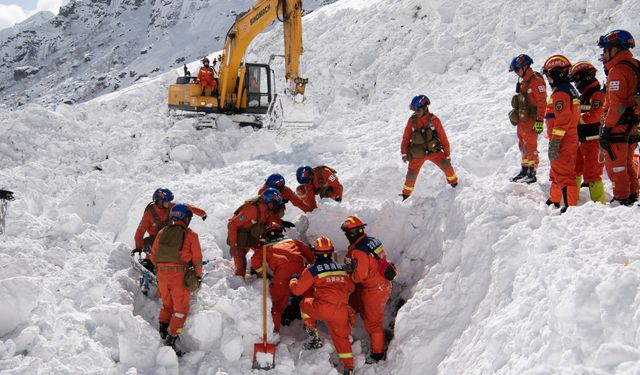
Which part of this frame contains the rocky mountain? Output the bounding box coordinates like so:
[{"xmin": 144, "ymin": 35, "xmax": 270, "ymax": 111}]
[{"xmin": 0, "ymin": 0, "xmax": 326, "ymax": 108}]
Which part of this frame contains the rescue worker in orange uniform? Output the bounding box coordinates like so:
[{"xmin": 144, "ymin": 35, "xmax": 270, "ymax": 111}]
[
  {"xmin": 295, "ymin": 165, "xmax": 343, "ymax": 211},
  {"xmin": 400, "ymin": 94, "xmax": 458, "ymax": 201},
  {"xmin": 597, "ymin": 29, "xmax": 640, "ymax": 205},
  {"xmin": 289, "ymin": 236, "xmax": 355, "ymax": 375},
  {"xmin": 132, "ymin": 188, "xmax": 206, "ymax": 268},
  {"xmin": 341, "ymin": 215, "xmax": 392, "ymax": 364},
  {"xmin": 250, "ymin": 222, "xmax": 314, "ymax": 332},
  {"xmin": 258, "ymin": 173, "xmax": 311, "ymax": 214},
  {"xmin": 196, "ymin": 57, "xmax": 217, "ymax": 96},
  {"xmin": 542, "ymin": 55, "xmax": 581, "ymax": 212},
  {"xmin": 150, "ymin": 204, "xmax": 203, "ymax": 355},
  {"xmin": 227, "ymin": 188, "xmax": 283, "ymax": 276},
  {"xmin": 508, "ymin": 54, "xmax": 548, "ymax": 183},
  {"xmin": 569, "ymin": 61, "xmax": 607, "ymax": 203}
]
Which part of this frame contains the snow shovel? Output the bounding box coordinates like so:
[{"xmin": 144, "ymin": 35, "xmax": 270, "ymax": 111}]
[{"xmin": 252, "ymin": 245, "xmax": 276, "ymax": 370}]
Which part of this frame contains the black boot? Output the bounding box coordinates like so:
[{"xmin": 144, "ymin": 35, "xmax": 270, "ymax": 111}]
[
  {"xmin": 165, "ymin": 335, "xmax": 183, "ymax": 357},
  {"xmin": 343, "ymin": 369, "xmax": 354, "ymax": 375},
  {"xmin": 365, "ymin": 351, "xmax": 385, "ymax": 364},
  {"xmin": 303, "ymin": 327, "xmax": 323, "ymax": 350},
  {"xmin": 511, "ymin": 166, "xmax": 528, "ymax": 182},
  {"xmin": 159, "ymin": 322, "xmax": 169, "ymax": 340},
  {"xmin": 545, "ymin": 198, "xmax": 560, "ymax": 208},
  {"xmin": 399, "ymin": 193, "xmax": 409, "ymax": 202},
  {"xmin": 522, "ymin": 167, "xmax": 537, "ymax": 184}
]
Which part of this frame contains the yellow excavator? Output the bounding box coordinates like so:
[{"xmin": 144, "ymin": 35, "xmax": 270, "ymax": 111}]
[{"xmin": 167, "ymin": 0, "xmax": 308, "ymax": 127}]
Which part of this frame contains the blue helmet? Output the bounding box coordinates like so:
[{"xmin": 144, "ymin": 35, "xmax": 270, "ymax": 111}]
[
  {"xmin": 598, "ymin": 29, "xmax": 635, "ymax": 50},
  {"xmin": 296, "ymin": 166, "xmax": 313, "ymax": 184},
  {"xmin": 410, "ymin": 95, "xmax": 430, "ymax": 111},
  {"xmin": 266, "ymin": 173, "xmax": 285, "ymax": 190},
  {"xmin": 261, "ymin": 188, "xmax": 283, "ymax": 208},
  {"xmin": 153, "ymin": 188, "xmax": 174, "ymax": 203},
  {"xmin": 170, "ymin": 204, "xmax": 193, "ymax": 222},
  {"xmin": 509, "ymin": 54, "xmax": 533, "ymax": 72}
]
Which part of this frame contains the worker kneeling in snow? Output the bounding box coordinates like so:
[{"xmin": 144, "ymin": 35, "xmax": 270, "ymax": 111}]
[
  {"xmin": 290, "ymin": 236, "xmax": 355, "ymax": 375},
  {"xmin": 250, "ymin": 222, "xmax": 314, "ymax": 332},
  {"xmin": 150, "ymin": 204, "xmax": 203, "ymax": 354},
  {"xmin": 295, "ymin": 165, "xmax": 343, "ymax": 212}
]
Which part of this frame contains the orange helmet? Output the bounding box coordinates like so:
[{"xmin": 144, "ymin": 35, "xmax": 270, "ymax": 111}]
[
  {"xmin": 569, "ymin": 61, "xmax": 597, "ymax": 82},
  {"xmin": 340, "ymin": 215, "xmax": 366, "ymax": 231},
  {"xmin": 312, "ymin": 236, "xmax": 334, "ymax": 257},
  {"xmin": 542, "ymin": 55, "xmax": 572, "ymax": 81}
]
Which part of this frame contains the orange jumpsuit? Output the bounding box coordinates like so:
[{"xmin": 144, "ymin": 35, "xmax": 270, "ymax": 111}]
[
  {"xmin": 134, "ymin": 202, "xmax": 206, "ymax": 249},
  {"xmin": 150, "ymin": 223, "xmax": 203, "ymax": 336},
  {"xmin": 227, "ymin": 200, "xmax": 281, "ymax": 276},
  {"xmin": 516, "ymin": 69, "xmax": 547, "ymax": 168},
  {"xmin": 401, "ymin": 111, "xmax": 457, "ymax": 196},
  {"xmin": 345, "ymin": 235, "xmax": 391, "ymax": 356},
  {"xmin": 250, "ymin": 238, "xmax": 314, "ymax": 332},
  {"xmin": 258, "ymin": 184, "xmax": 311, "ymax": 213},
  {"xmin": 602, "ymin": 50, "xmax": 640, "ymax": 202},
  {"xmin": 575, "ymin": 81, "xmax": 605, "ymax": 185},
  {"xmin": 545, "ymin": 82, "xmax": 581, "ymax": 207},
  {"xmin": 290, "ymin": 258, "xmax": 355, "ymax": 371},
  {"xmin": 296, "ymin": 166, "xmax": 343, "ymax": 211},
  {"xmin": 197, "ymin": 66, "xmax": 217, "ymax": 95}
]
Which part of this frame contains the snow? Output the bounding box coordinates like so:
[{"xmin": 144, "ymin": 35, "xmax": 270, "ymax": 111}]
[{"xmin": 1, "ymin": 0, "xmax": 640, "ymax": 374}]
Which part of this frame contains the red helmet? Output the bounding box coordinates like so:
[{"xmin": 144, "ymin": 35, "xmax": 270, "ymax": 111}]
[
  {"xmin": 312, "ymin": 236, "xmax": 334, "ymax": 256},
  {"xmin": 569, "ymin": 61, "xmax": 597, "ymax": 82},
  {"xmin": 262, "ymin": 221, "xmax": 284, "ymax": 241},
  {"xmin": 340, "ymin": 215, "xmax": 366, "ymax": 231},
  {"xmin": 542, "ymin": 55, "xmax": 572, "ymax": 80}
]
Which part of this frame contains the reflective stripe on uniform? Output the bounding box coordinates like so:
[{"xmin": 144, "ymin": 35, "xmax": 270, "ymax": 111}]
[
  {"xmin": 552, "ymin": 129, "xmax": 566, "ymax": 136},
  {"xmin": 581, "ymin": 104, "xmax": 591, "ymax": 111},
  {"xmin": 318, "ymin": 270, "xmax": 348, "ymax": 279},
  {"xmin": 301, "ymin": 312, "xmax": 310, "ymax": 319},
  {"xmin": 402, "ymin": 185, "xmax": 414, "ymax": 191},
  {"xmin": 613, "ymin": 166, "xmax": 626, "ymax": 173},
  {"xmin": 174, "ymin": 313, "xmax": 185, "ymax": 318},
  {"xmin": 585, "ymin": 135, "xmax": 600, "ymax": 141},
  {"xmin": 338, "ymin": 352, "xmax": 353, "ymax": 359},
  {"xmin": 447, "ymin": 174, "xmax": 457, "ymax": 181}
]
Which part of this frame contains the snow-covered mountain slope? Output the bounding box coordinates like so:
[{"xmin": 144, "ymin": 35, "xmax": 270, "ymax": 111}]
[
  {"xmin": 0, "ymin": 11, "xmax": 54, "ymax": 43},
  {"xmin": 0, "ymin": 0, "xmax": 327, "ymax": 108},
  {"xmin": 2, "ymin": 0, "xmax": 640, "ymax": 374}
]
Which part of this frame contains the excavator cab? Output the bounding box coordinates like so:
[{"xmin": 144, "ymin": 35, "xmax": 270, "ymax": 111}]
[{"xmin": 244, "ymin": 63, "xmax": 272, "ymax": 114}]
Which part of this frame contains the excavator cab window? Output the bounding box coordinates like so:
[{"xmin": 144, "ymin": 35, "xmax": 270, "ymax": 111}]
[{"xmin": 245, "ymin": 63, "xmax": 271, "ymax": 113}]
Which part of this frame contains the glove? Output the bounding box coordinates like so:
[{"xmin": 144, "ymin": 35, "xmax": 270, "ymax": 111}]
[
  {"xmin": 401, "ymin": 154, "xmax": 408, "ymax": 163},
  {"xmin": 548, "ymin": 139, "xmax": 561, "ymax": 161},
  {"xmin": 131, "ymin": 248, "xmax": 143, "ymax": 256},
  {"xmin": 281, "ymin": 220, "xmax": 296, "ymax": 228},
  {"xmin": 533, "ymin": 120, "xmax": 544, "ymax": 134},
  {"xmin": 0, "ymin": 190, "xmax": 14, "ymax": 201},
  {"xmin": 201, "ymin": 213, "xmax": 207, "ymax": 221},
  {"xmin": 140, "ymin": 258, "xmax": 154, "ymax": 272},
  {"xmin": 290, "ymin": 273, "xmax": 300, "ymax": 280}
]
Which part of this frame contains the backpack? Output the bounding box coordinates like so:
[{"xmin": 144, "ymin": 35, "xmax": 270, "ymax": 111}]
[{"xmin": 354, "ymin": 237, "xmax": 397, "ymax": 281}]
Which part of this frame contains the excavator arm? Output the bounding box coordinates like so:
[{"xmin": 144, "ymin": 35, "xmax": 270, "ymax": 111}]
[{"xmin": 217, "ymin": 0, "xmax": 307, "ymax": 111}]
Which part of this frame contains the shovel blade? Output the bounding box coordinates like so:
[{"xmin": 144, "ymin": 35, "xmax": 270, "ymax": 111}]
[{"xmin": 252, "ymin": 342, "xmax": 277, "ymax": 370}]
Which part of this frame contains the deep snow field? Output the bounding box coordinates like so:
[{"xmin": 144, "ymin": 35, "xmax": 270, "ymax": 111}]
[{"xmin": 2, "ymin": 0, "xmax": 640, "ymax": 374}]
